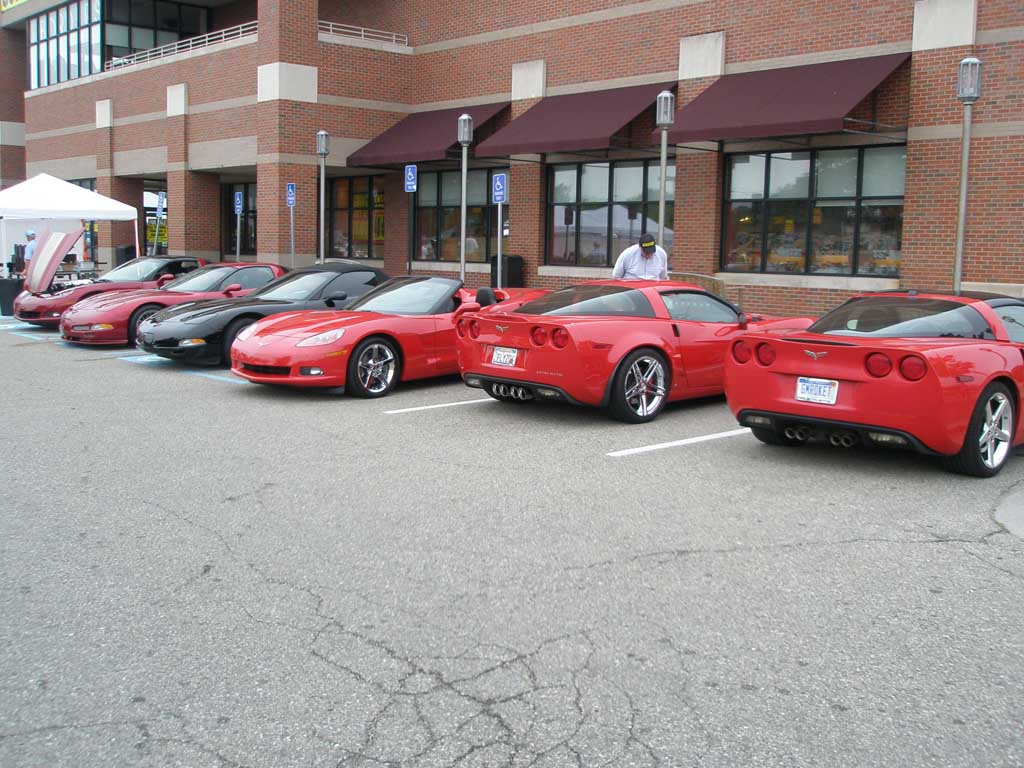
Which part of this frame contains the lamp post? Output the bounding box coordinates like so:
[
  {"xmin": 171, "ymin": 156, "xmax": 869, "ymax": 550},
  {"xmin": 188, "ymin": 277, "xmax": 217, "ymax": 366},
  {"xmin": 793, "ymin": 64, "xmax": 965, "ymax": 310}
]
[
  {"xmin": 953, "ymin": 57, "xmax": 981, "ymax": 295},
  {"xmin": 316, "ymin": 130, "xmax": 330, "ymax": 264},
  {"xmin": 655, "ymin": 90, "xmax": 675, "ymax": 249},
  {"xmin": 457, "ymin": 114, "xmax": 473, "ymax": 283}
]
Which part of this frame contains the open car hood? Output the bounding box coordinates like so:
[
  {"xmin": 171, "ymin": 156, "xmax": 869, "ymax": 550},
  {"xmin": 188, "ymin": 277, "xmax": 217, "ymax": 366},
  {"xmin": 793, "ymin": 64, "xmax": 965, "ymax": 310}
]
[{"xmin": 25, "ymin": 229, "xmax": 86, "ymax": 295}]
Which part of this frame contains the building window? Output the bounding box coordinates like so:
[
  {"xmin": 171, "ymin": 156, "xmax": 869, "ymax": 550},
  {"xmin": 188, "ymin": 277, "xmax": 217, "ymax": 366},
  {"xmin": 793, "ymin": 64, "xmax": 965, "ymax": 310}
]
[
  {"xmin": 27, "ymin": 0, "xmax": 101, "ymax": 89},
  {"xmin": 69, "ymin": 178, "xmax": 98, "ymax": 261},
  {"xmin": 722, "ymin": 146, "xmax": 905, "ymax": 276},
  {"xmin": 547, "ymin": 160, "xmax": 674, "ymax": 267},
  {"xmin": 223, "ymin": 183, "xmax": 256, "ymax": 257},
  {"xmin": 104, "ymin": 0, "xmax": 207, "ymax": 65},
  {"xmin": 331, "ymin": 177, "xmax": 384, "ymax": 259},
  {"xmin": 415, "ymin": 169, "xmax": 509, "ymax": 263}
]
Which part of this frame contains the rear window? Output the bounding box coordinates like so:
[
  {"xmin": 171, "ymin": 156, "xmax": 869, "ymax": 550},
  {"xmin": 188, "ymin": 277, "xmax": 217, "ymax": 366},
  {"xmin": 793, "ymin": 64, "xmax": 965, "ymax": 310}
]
[
  {"xmin": 808, "ymin": 297, "xmax": 995, "ymax": 339},
  {"xmin": 517, "ymin": 285, "xmax": 655, "ymax": 318}
]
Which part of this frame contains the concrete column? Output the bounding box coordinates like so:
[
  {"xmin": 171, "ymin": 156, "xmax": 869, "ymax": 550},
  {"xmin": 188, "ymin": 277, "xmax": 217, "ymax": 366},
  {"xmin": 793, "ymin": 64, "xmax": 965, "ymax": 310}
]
[{"xmin": 0, "ymin": 28, "xmax": 26, "ymax": 189}]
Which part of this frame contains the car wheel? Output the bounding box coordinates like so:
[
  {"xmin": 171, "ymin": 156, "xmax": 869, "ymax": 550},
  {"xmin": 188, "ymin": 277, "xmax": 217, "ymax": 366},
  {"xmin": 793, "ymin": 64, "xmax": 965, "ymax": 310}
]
[
  {"xmin": 943, "ymin": 382, "xmax": 1016, "ymax": 478},
  {"xmin": 607, "ymin": 349, "xmax": 670, "ymax": 423},
  {"xmin": 128, "ymin": 304, "xmax": 162, "ymax": 347},
  {"xmin": 221, "ymin": 318, "xmax": 254, "ymax": 366},
  {"xmin": 347, "ymin": 337, "xmax": 401, "ymax": 398},
  {"xmin": 750, "ymin": 426, "xmax": 805, "ymax": 447}
]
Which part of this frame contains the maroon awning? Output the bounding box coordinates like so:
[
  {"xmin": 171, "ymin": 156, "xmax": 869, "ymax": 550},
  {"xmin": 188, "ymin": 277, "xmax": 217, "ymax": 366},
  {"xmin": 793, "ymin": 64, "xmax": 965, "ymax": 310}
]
[
  {"xmin": 665, "ymin": 53, "xmax": 910, "ymax": 144},
  {"xmin": 347, "ymin": 102, "xmax": 509, "ymax": 166},
  {"xmin": 475, "ymin": 82, "xmax": 674, "ymax": 157}
]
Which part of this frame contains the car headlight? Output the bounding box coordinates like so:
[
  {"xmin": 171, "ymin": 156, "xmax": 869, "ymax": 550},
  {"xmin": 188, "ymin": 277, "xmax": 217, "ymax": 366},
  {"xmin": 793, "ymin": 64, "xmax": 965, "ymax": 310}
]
[
  {"xmin": 296, "ymin": 328, "xmax": 346, "ymax": 347},
  {"xmin": 236, "ymin": 323, "xmax": 258, "ymax": 342},
  {"xmin": 179, "ymin": 338, "xmax": 206, "ymax": 347}
]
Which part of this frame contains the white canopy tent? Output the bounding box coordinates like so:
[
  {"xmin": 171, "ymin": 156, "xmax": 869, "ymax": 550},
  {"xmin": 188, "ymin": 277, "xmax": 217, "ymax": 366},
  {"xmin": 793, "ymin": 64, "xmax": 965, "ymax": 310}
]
[{"xmin": 0, "ymin": 174, "xmax": 140, "ymax": 277}]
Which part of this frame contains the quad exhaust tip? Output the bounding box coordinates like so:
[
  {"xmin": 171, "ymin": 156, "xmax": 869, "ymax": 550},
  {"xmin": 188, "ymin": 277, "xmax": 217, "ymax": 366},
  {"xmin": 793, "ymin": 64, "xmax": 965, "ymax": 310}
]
[
  {"xmin": 494, "ymin": 383, "xmax": 534, "ymax": 401},
  {"xmin": 828, "ymin": 431, "xmax": 858, "ymax": 448},
  {"xmin": 783, "ymin": 426, "xmax": 811, "ymax": 442}
]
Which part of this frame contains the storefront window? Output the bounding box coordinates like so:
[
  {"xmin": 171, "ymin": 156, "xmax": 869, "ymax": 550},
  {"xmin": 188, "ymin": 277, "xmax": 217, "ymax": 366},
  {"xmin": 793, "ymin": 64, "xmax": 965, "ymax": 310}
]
[
  {"xmin": 415, "ymin": 169, "xmax": 509, "ymax": 264},
  {"xmin": 548, "ymin": 160, "xmax": 674, "ymax": 267},
  {"xmin": 223, "ymin": 183, "xmax": 256, "ymax": 257},
  {"xmin": 331, "ymin": 177, "xmax": 385, "ymax": 259},
  {"xmin": 104, "ymin": 0, "xmax": 207, "ymax": 64},
  {"xmin": 722, "ymin": 146, "xmax": 905, "ymax": 276}
]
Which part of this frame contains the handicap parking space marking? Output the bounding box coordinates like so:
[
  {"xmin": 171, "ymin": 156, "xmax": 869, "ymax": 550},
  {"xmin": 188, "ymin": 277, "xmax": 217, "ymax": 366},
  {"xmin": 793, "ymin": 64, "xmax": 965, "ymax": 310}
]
[
  {"xmin": 607, "ymin": 427, "xmax": 751, "ymax": 457},
  {"xmin": 10, "ymin": 331, "xmax": 51, "ymax": 341},
  {"xmin": 185, "ymin": 371, "xmax": 249, "ymax": 386},
  {"xmin": 384, "ymin": 397, "xmax": 493, "ymax": 415},
  {"xmin": 119, "ymin": 354, "xmax": 174, "ymax": 366},
  {"xmin": 0, "ymin": 322, "xmax": 42, "ymax": 332}
]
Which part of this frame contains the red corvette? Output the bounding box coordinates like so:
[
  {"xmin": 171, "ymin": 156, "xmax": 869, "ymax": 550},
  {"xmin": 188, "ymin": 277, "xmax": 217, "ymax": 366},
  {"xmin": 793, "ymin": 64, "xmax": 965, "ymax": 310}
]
[
  {"xmin": 60, "ymin": 262, "xmax": 286, "ymax": 345},
  {"xmin": 725, "ymin": 291, "xmax": 1024, "ymax": 477},
  {"xmin": 457, "ymin": 280, "xmax": 814, "ymax": 423},
  {"xmin": 232, "ymin": 276, "xmax": 539, "ymax": 396},
  {"xmin": 15, "ymin": 256, "xmax": 204, "ymax": 328}
]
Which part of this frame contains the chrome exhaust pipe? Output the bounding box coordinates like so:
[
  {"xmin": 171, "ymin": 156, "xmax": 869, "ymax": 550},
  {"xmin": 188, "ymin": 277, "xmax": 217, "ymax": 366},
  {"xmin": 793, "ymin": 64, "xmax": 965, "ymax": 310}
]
[
  {"xmin": 829, "ymin": 433, "xmax": 843, "ymax": 447},
  {"xmin": 495, "ymin": 384, "xmax": 508, "ymax": 396},
  {"xmin": 784, "ymin": 427, "xmax": 797, "ymax": 439},
  {"xmin": 794, "ymin": 426, "xmax": 810, "ymax": 442},
  {"xmin": 515, "ymin": 387, "xmax": 533, "ymax": 401},
  {"xmin": 839, "ymin": 433, "xmax": 857, "ymax": 448}
]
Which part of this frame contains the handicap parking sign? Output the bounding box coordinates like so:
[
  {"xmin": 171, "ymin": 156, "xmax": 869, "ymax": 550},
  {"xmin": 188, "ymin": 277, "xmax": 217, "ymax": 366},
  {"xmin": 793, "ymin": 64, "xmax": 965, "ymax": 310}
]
[
  {"xmin": 404, "ymin": 165, "xmax": 417, "ymax": 193},
  {"xmin": 492, "ymin": 172, "xmax": 507, "ymax": 204},
  {"xmin": 286, "ymin": 183, "xmax": 296, "ymax": 207},
  {"xmin": 234, "ymin": 191, "xmax": 243, "ymax": 215}
]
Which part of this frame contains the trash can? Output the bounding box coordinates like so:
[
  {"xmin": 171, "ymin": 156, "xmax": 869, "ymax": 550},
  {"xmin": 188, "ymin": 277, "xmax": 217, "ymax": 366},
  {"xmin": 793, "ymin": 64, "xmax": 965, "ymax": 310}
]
[
  {"xmin": 490, "ymin": 255, "xmax": 524, "ymax": 288},
  {"xmin": 0, "ymin": 278, "xmax": 24, "ymax": 316},
  {"xmin": 115, "ymin": 244, "xmax": 135, "ymax": 266}
]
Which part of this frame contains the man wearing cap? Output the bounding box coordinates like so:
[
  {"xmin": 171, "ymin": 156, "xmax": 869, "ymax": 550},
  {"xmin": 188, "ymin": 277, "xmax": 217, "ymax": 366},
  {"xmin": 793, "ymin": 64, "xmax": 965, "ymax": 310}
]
[
  {"xmin": 612, "ymin": 234, "xmax": 668, "ymax": 281},
  {"xmin": 21, "ymin": 230, "xmax": 37, "ymax": 275}
]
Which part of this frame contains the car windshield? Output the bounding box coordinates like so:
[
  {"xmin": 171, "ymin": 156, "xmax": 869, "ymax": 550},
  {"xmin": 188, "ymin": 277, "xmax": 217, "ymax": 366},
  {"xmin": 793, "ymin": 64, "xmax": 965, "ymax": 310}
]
[
  {"xmin": 808, "ymin": 297, "xmax": 995, "ymax": 339},
  {"xmin": 347, "ymin": 277, "xmax": 460, "ymax": 315},
  {"xmin": 517, "ymin": 285, "xmax": 656, "ymax": 318},
  {"xmin": 164, "ymin": 266, "xmax": 236, "ymax": 293},
  {"xmin": 254, "ymin": 271, "xmax": 335, "ymax": 300},
  {"xmin": 99, "ymin": 258, "xmax": 167, "ymax": 282}
]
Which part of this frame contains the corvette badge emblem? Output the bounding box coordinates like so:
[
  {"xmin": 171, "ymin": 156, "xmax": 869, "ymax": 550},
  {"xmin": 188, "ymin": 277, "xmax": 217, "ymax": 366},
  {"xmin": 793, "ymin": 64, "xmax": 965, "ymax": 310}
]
[
  {"xmin": 495, "ymin": 325, "xmax": 509, "ymax": 333},
  {"xmin": 804, "ymin": 350, "xmax": 828, "ymax": 360}
]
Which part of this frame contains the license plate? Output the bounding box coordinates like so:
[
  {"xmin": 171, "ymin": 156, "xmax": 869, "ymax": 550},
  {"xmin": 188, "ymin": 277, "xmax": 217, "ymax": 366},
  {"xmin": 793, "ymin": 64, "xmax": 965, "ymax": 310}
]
[
  {"xmin": 795, "ymin": 376, "xmax": 839, "ymax": 405},
  {"xmin": 491, "ymin": 346, "xmax": 518, "ymax": 367}
]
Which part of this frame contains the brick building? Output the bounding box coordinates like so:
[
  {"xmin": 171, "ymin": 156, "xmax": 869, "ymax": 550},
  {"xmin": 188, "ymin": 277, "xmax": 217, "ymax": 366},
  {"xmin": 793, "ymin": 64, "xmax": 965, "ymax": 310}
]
[{"xmin": 0, "ymin": 0, "xmax": 1020, "ymax": 314}]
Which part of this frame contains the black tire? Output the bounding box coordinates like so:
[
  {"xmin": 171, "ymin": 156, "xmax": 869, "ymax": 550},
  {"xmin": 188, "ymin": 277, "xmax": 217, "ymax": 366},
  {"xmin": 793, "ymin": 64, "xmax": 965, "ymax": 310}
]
[
  {"xmin": 750, "ymin": 426, "xmax": 805, "ymax": 447},
  {"xmin": 347, "ymin": 336, "xmax": 401, "ymax": 398},
  {"xmin": 128, "ymin": 304, "xmax": 163, "ymax": 347},
  {"xmin": 221, "ymin": 317, "xmax": 255, "ymax": 366},
  {"xmin": 943, "ymin": 382, "xmax": 1016, "ymax": 477},
  {"xmin": 607, "ymin": 349, "xmax": 670, "ymax": 424}
]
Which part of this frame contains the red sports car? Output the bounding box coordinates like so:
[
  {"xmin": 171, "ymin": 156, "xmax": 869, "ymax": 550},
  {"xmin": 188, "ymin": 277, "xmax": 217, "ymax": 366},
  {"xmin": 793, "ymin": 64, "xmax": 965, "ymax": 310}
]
[
  {"xmin": 725, "ymin": 291, "xmax": 1024, "ymax": 477},
  {"xmin": 457, "ymin": 280, "xmax": 814, "ymax": 422},
  {"xmin": 60, "ymin": 262, "xmax": 286, "ymax": 345},
  {"xmin": 15, "ymin": 255, "xmax": 204, "ymax": 328},
  {"xmin": 232, "ymin": 276, "xmax": 538, "ymax": 396}
]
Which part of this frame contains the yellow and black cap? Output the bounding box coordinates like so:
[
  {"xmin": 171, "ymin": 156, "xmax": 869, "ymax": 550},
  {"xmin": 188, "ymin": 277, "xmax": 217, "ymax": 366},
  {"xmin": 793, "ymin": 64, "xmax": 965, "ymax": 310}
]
[{"xmin": 639, "ymin": 235, "xmax": 657, "ymax": 253}]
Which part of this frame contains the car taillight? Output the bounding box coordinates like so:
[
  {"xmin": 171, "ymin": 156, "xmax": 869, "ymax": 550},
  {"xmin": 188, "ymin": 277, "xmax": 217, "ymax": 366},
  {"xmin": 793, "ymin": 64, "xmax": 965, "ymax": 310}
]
[
  {"xmin": 456, "ymin": 319, "xmax": 467, "ymax": 337},
  {"xmin": 733, "ymin": 339, "xmax": 752, "ymax": 363},
  {"xmin": 530, "ymin": 326, "xmax": 548, "ymax": 346},
  {"xmin": 551, "ymin": 327, "xmax": 570, "ymax": 349},
  {"xmin": 755, "ymin": 342, "xmax": 776, "ymax": 366},
  {"xmin": 865, "ymin": 352, "xmax": 892, "ymax": 378},
  {"xmin": 899, "ymin": 355, "xmax": 927, "ymax": 381},
  {"xmin": 469, "ymin": 320, "xmax": 480, "ymax": 339}
]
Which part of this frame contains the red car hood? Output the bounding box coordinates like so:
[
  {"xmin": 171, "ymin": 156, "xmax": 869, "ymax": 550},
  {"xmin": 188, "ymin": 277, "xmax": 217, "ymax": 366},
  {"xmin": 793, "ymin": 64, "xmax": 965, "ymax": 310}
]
[
  {"xmin": 25, "ymin": 229, "xmax": 86, "ymax": 294},
  {"xmin": 251, "ymin": 310, "xmax": 390, "ymax": 339},
  {"xmin": 73, "ymin": 287, "xmax": 176, "ymax": 311}
]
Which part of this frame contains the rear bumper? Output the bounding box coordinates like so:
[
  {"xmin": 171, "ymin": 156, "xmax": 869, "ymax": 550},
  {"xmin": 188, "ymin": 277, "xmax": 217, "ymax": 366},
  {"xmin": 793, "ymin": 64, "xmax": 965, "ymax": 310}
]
[{"xmin": 462, "ymin": 372, "xmax": 591, "ymax": 406}]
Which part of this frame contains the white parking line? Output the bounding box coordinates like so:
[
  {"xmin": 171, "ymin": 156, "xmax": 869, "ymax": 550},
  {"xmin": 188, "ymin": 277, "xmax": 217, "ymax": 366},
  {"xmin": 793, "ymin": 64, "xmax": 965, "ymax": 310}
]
[
  {"xmin": 607, "ymin": 427, "xmax": 750, "ymax": 457},
  {"xmin": 384, "ymin": 398, "xmax": 492, "ymax": 415}
]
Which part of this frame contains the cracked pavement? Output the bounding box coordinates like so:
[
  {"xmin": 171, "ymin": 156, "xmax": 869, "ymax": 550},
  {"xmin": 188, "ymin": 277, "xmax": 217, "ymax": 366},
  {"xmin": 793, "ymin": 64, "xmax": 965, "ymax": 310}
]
[{"xmin": 1, "ymin": 330, "xmax": 1023, "ymax": 767}]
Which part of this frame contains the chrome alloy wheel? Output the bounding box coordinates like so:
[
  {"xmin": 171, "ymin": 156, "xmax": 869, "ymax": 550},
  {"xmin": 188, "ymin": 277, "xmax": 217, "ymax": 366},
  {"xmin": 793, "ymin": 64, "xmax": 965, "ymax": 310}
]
[
  {"xmin": 357, "ymin": 342, "xmax": 396, "ymax": 394},
  {"xmin": 978, "ymin": 391, "xmax": 1013, "ymax": 470},
  {"xmin": 623, "ymin": 355, "xmax": 667, "ymax": 418}
]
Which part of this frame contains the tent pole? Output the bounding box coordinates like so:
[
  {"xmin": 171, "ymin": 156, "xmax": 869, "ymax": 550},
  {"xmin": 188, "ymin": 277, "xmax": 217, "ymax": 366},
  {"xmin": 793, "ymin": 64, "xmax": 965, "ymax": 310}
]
[{"xmin": 133, "ymin": 217, "xmax": 141, "ymax": 261}]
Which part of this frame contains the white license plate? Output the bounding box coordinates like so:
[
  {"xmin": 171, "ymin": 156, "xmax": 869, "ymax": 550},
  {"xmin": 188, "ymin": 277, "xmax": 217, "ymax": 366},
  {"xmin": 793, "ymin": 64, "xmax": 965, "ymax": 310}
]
[
  {"xmin": 491, "ymin": 346, "xmax": 518, "ymax": 367},
  {"xmin": 795, "ymin": 376, "xmax": 839, "ymax": 405}
]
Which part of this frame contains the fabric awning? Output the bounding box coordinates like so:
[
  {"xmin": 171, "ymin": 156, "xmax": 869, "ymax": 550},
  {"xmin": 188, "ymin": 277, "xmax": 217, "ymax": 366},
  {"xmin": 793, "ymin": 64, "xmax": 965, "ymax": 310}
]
[
  {"xmin": 347, "ymin": 102, "xmax": 509, "ymax": 166},
  {"xmin": 475, "ymin": 82, "xmax": 674, "ymax": 157},
  {"xmin": 665, "ymin": 53, "xmax": 910, "ymax": 144},
  {"xmin": 0, "ymin": 173, "xmax": 138, "ymax": 220}
]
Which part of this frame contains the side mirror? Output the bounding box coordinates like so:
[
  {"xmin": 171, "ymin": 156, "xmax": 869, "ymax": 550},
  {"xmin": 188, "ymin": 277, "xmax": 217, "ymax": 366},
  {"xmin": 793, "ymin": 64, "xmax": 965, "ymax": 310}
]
[
  {"xmin": 737, "ymin": 311, "xmax": 749, "ymax": 330},
  {"xmin": 223, "ymin": 283, "xmax": 243, "ymax": 296},
  {"xmin": 156, "ymin": 274, "xmax": 174, "ymax": 286},
  {"xmin": 324, "ymin": 291, "xmax": 348, "ymax": 307},
  {"xmin": 453, "ymin": 301, "xmax": 481, "ymax": 323}
]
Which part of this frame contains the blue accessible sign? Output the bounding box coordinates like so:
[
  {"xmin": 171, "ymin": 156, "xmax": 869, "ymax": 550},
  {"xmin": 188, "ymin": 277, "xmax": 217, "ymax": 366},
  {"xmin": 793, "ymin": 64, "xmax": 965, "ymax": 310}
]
[
  {"xmin": 233, "ymin": 191, "xmax": 243, "ymax": 215},
  {"xmin": 492, "ymin": 172, "xmax": 508, "ymax": 204},
  {"xmin": 285, "ymin": 183, "xmax": 296, "ymax": 207},
  {"xmin": 404, "ymin": 164, "xmax": 417, "ymax": 193},
  {"xmin": 156, "ymin": 191, "xmax": 166, "ymax": 218}
]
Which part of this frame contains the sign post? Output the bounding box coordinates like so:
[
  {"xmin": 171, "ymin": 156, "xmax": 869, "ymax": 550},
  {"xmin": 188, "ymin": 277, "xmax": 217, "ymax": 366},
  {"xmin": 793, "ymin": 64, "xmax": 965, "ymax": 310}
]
[
  {"xmin": 150, "ymin": 191, "xmax": 166, "ymax": 257},
  {"xmin": 233, "ymin": 191, "xmax": 243, "ymax": 260},
  {"xmin": 286, "ymin": 183, "xmax": 296, "ymax": 268},
  {"xmin": 404, "ymin": 165, "xmax": 417, "ymax": 276},
  {"xmin": 492, "ymin": 172, "xmax": 507, "ymax": 289}
]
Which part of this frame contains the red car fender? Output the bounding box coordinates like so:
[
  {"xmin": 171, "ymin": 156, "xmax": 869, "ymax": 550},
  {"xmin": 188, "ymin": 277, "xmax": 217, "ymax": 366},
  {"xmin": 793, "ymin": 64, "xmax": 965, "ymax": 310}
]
[
  {"xmin": 338, "ymin": 321, "xmax": 430, "ymax": 381},
  {"xmin": 598, "ymin": 325, "xmax": 681, "ymax": 406}
]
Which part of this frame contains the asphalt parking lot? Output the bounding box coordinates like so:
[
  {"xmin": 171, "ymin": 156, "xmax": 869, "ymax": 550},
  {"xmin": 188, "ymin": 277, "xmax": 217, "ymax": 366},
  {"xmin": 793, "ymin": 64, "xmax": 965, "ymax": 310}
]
[{"xmin": 1, "ymin": 321, "xmax": 1022, "ymax": 768}]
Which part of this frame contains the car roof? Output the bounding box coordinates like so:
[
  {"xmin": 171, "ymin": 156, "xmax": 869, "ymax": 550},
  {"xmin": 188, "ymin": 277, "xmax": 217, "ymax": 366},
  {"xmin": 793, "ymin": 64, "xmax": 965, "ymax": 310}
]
[
  {"xmin": 295, "ymin": 260, "xmax": 387, "ymax": 274},
  {"xmin": 567, "ymin": 279, "xmax": 707, "ymax": 292},
  {"xmin": 861, "ymin": 289, "xmax": 1013, "ymax": 303}
]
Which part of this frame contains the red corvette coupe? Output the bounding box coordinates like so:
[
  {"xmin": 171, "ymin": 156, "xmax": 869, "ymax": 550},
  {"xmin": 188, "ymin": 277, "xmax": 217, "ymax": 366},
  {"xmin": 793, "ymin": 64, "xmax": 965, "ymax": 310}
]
[
  {"xmin": 15, "ymin": 255, "xmax": 204, "ymax": 328},
  {"xmin": 60, "ymin": 262, "xmax": 286, "ymax": 345},
  {"xmin": 232, "ymin": 276, "xmax": 537, "ymax": 396},
  {"xmin": 457, "ymin": 280, "xmax": 813, "ymax": 423},
  {"xmin": 725, "ymin": 290, "xmax": 1024, "ymax": 477}
]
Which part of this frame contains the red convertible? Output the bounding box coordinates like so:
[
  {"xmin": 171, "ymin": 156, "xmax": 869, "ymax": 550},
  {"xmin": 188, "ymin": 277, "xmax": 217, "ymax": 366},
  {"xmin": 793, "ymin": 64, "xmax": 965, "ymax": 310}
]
[
  {"xmin": 456, "ymin": 280, "xmax": 813, "ymax": 422},
  {"xmin": 60, "ymin": 262, "xmax": 286, "ymax": 345},
  {"xmin": 232, "ymin": 276, "xmax": 537, "ymax": 396},
  {"xmin": 725, "ymin": 291, "xmax": 1024, "ymax": 477}
]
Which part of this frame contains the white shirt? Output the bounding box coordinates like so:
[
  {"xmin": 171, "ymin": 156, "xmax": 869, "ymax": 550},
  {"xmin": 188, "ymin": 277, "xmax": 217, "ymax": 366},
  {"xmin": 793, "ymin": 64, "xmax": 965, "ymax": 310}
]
[
  {"xmin": 24, "ymin": 239, "xmax": 36, "ymax": 262},
  {"xmin": 612, "ymin": 244, "xmax": 668, "ymax": 280}
]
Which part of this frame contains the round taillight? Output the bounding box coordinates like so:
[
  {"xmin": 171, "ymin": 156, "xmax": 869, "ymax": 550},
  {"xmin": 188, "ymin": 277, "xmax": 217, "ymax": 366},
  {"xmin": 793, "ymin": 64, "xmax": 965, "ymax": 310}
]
[
  {"xmin": 530, "ymin": 326, "xmax": 548, "ymax": 346},
  {"xmin": 551, "ymin": 327, "xmax": 569, "ymax": 349},
  {"xmin": 865, "ymin": 352, "xmax": 892, "ymax": 378},
  {"xmin": 755, "ymin": 342, "xmax": 776, "ymax": 366},
  {"xmin": 899, "ymin": 355, "xmax": 927, "ymax": 381},
  {"xmin": 733, "ymin": 340, "xmax": 752, "ymax": 364},
  {"xmin": 456, "ymin": 319, "xmax": 467, "ymax": 337},
  {"xmin": 469, "ymin": 320, "xmax": 480, "ymax": 339}
]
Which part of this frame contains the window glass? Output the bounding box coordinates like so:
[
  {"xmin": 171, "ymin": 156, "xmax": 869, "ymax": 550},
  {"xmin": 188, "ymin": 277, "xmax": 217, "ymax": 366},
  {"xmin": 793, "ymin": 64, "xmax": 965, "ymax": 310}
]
[
  {"xmin": 415, "ymin": 208, "xmax": 437, "ymax": 260},
  {"xmin": 610, "ymin": 203, "xmax": 645, "ymax": 261},
  {"xmin": 862, "ymin": 146, "xmax": 906, "ymax": 196},
  {"xmin": 647, "ymin": 162, "xmax": 675, "ymax": 202},
  {"xmin": 256, "ymin": 271, "xmax": 333, "ymax": 300},
  {"xmin": 348, "ymin": 277, "xmax": 460, "ymax": 315},
  {"xmin": 156, "ymin": 30, "xmax": 177, "ymax": 45},
  {"xmin": 102, "ymin": 257, "xmax": 170, "ymax": 282},
  {"xmin": 179, "ymin": 5, "xmax": 205, "ymax": 36},
  {"xmin": 30, "ymin": 17, "xmax": 38, "ymax": 43},
  {"xmin": 809, "ymin": 201, "xmax": 855, "ymax": 274},
  {"xmin": 372, "ymin": 200, "xmax": 385, "ymax": 257},
  {"xmin": 69, "ymin": 34, "xmax": 79, "ymax": 78},
  {"xmin": 131, "ymin": 0, "xmax": 155, "ymax": 27},
  {"xmin": 765, "ymin": 201, "xmax": 807, "ymax": 273},
  {"xmin": 91, "ymin": 0, "xmax": 101, "ymax": 23},
  {"xmin": 857, "ymin": 200, "xmax": 902, "ymax": 276},
  {"xmin": 441, "ymin": 172, "xmax": 461, "ymax": 206},
  {"xmin": 90, "ymin": 24, "xmax": 101, "ymax": 71},
  {"xmin": 467, "ymin": 170, "xmax": 487, "ymax": 205},
  {"xmin": 729, "ymin": 154, "xmax": 765, "ymax": 199},
  {"xmin": 49, "ymin": 10, "xmax": 57, "ymax": 36},
  {"xmin": 723, "ymin": 201, "xmax": 761, "ymax": 272},
  {"xmin": 809, "ymin": 297, "xmax": 993, "ymax": 340},
  {"xmin": 332, "ymin": 208, "xmax": 349, "ymax": 258},
  {"xmin": 351, "ymin": 177, "xmax": 369, "ymax": 208},
  {"xmin": 995, "ymin": 306, "xmax": 1024, "ymax": 343},
  {"xmin": 49, "ymin": 40, "xmax": 58, "ymax": 82},
  {"xmin": 768, "ymin": 152, "xmax": 810, "ymax": 198},
  {"xmin": 518, "ymin": 285, "xmax": 656, "ymax": 318},
  {"xmin": 59, "ymin": 34, "xmax": 69, "ymax": 80},
  {"xmin": 333, "ymin": 178, "xmax": 349, "ymax": 208},
  {"xmin": 815, "ymin": 149, "xmax": 858, "ymax": 197},
  {"xmin": 332, "ymin": 271, "xmax": 379, "ymax": 297},
  {"xmin": 488, "ymin": 205, "xmax": 509, "ymax": 260},
  {"xmin": 662, "ymin": 292, "xmax": 738, "ymax": 323},
  {"xmin": 612, "ymin": 162, "xmax": 643, "ymax": 202},
  {"xmin": 549, "ymin": 206, "xmax": 575, "ymax": 265},
  {"xmin": 351, "ymin": 209, "xmax": 369, "ymax": 258},
  {"xmin": 232, "ymin": 267, "xmax": 276, "ymax": 290},
  {"xmin": 578, "ymin": 204, "xmax": 608, "ymax": 265},
  {"xmin": 156, "ymin": 2, "xmax": 178, "ymax": 30},
  {"xmin": 418, "ymin": 173, "xmax": 437, "ymax": 205},
  {"xmin": 70, "ymin": 3, "xmax": 79, "ymax": 28},
  {"xmin": 30, "ymin": 47, "xmax": 39, "ymax": 89},
  {"xmin": 80, "ymin": 27, "xmax": 90, "ymax": 74},
  {"xmin": 58, "ymin": 6, "xmax": 68, "ymax": 32},
  {"xmin": 166, "ymin": 266, "xmax": 237, "ymax": 292},
  {"xmin": 39, "ymin": 41, "xmax": 48, "ymax": 86},
  {"xmin": 132, "ymin": 27, "xmax": 155, "ymax": 49},
  {"xmin": 107, "ymin": 0, "xmax": 130, "ymax": 22},
  {"xmin": 644, "ymin": 202, "xmax": 674, "ymax": 256},
  {"xmin": 106, "ymin": 23, "xmax": 130, "ymax": 46},
  {"xmin": 551, "ymin": 166, "xmax": 576, "ymax": 204},
  {"xmin": 580, "ymin": 163, "xmax": 609, "ymax": 203}
]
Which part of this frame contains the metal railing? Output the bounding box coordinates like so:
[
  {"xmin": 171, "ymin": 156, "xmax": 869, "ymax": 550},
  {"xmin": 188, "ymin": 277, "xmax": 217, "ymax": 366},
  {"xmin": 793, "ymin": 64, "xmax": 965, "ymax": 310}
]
[
  {"xmin": 317, "ymin": 20, "xmax": 408, "ymax": 46},
  {"xmin": 105, "ymin": 21, "xmax": 258, "ymax": 71}
]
